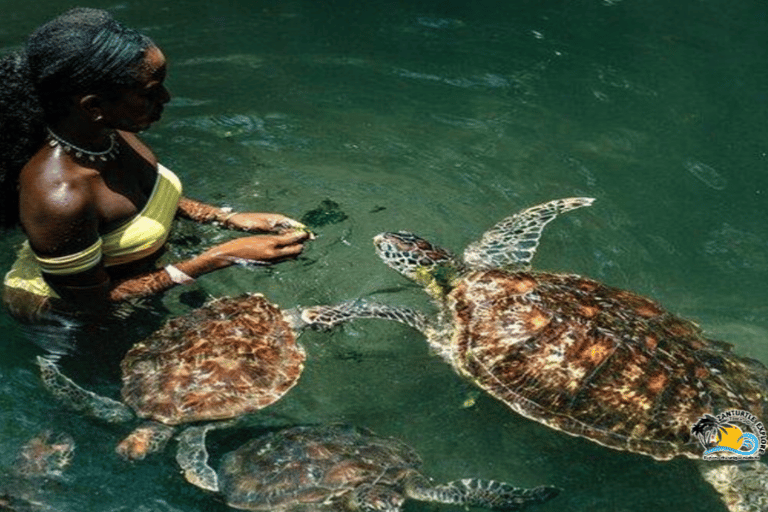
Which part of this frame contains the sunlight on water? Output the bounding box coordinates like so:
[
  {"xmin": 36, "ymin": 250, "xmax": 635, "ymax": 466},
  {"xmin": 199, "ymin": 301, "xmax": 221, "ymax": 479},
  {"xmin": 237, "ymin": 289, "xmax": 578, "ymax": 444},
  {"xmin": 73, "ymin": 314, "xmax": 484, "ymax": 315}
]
[{"xmin": 1, "ymin": 1, "xmax": 767, "ymax": 511}]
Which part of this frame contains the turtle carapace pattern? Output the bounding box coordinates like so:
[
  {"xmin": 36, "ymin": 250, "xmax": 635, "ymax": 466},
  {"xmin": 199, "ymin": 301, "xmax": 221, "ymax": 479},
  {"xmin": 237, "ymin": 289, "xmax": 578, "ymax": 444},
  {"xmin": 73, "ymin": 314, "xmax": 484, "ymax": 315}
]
[
  {"xmin": 37, "ymin": 293, "xmax": 396, "ymax": 492},
  {"xmin": 215, "ymin": 424, "xmax": 560, "ymax": 512},
  {"xmin": 371, "ymin": 197, "xmax": 768, "ymax": 461}
]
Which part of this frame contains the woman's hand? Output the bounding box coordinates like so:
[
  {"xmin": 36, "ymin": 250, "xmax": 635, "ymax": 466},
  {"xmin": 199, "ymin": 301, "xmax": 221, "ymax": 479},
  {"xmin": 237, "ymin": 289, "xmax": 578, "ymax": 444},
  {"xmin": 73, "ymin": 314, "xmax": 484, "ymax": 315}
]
[
  {"xmin": 224, "ymin": 212, "xmax": 310, "ymax": 235},
  {"xmin": 204, "ymin": 230, "xmax": 311, "ymax": 267}
]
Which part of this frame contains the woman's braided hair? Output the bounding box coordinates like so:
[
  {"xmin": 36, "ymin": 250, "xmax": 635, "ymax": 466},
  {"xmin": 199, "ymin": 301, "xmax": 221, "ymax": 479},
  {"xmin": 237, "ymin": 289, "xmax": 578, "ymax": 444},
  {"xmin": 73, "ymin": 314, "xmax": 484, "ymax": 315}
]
[{"xmin": 0, "ymin": 7, "xmax": 154, "ymax": 228}]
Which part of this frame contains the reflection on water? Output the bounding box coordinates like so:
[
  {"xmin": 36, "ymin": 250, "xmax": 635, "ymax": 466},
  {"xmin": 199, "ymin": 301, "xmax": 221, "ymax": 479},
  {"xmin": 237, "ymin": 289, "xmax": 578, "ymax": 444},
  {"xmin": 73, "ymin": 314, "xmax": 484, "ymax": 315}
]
[{"xmin": 1, "ymin": 0, "xmax": 767, "ymax": 511}]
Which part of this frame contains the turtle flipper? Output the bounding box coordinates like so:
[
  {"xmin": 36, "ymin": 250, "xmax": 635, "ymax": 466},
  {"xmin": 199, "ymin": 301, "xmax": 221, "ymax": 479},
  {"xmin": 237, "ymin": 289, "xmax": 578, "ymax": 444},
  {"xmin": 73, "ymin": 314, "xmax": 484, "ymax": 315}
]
[
  {"xmin": 293, "ymin": 301, "xmax": 430, "ymax": 334},
  {"xmin": 406, "ymin": 474, "xmax": 560, "ymax": 511},
  {"xmin": 36, "ymin": 356, "xmax": 133, "ymax": 423},
  {"xmin": 463, "ymin": 197, "xmax": 595, "ymax": 270},
  {"xmin": 697, "ymin": 460, "xmax": 768, "ymax": 512},
  {"xmin": 176, "ymin": 424, "xmax": 220, "ymax": 492},
  {"xmin": 116, "ymin": 421, "xmax": 174, "ymax": 460},
  {"xmin": 350, "ymin": 484, "xmax": 406, "ymax": 512}
]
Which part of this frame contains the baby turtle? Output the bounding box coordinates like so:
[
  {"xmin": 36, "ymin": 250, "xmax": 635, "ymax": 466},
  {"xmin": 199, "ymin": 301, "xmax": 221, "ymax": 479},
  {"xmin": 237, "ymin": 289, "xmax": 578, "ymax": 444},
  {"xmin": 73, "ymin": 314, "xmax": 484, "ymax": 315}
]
[
  {"xmin": 211, "ymin": 424, "xmax": 559, "ymax": 512},
  {"xmin": 37, "ymin": 293, "xmax": 377, "ymax": 492}
]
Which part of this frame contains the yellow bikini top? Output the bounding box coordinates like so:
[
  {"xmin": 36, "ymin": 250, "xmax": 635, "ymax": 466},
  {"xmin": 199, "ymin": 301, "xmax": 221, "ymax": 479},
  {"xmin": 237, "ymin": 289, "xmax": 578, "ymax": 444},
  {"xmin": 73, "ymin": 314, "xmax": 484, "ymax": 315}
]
[{"xmin": 34, "ymin": 164, "xmax": 183, "ymax": 274}]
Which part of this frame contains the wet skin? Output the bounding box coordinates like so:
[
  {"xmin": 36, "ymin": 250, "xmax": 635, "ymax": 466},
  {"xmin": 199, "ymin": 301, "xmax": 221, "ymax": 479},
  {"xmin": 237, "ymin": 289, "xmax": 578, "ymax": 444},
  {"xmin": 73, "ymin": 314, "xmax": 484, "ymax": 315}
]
[{"xmin": 17, "ymin": 46, "xmax": 308, "ymax": 312}]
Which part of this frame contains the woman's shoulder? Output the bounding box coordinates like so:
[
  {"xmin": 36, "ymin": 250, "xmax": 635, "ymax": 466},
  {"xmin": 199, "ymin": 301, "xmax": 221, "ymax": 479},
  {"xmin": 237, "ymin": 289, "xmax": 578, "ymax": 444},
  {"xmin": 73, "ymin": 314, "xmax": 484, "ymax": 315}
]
[
  {"xmin": 19, "ymin": 152, "xmax": 101, "ymax": 255},
  {"xmin": 20, "ymin": 149, "xmax": 100, "ymax": 210}
]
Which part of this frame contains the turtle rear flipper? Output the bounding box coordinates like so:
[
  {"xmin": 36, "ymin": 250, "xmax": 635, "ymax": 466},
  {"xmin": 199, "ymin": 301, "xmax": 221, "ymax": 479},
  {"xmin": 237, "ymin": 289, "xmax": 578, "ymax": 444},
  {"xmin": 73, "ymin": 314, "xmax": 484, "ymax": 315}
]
[
  {"xmin": 36, "ymin": 356, "xmax": 133, "ymax": 423},
  {"xmin": 406, "ymin": 474, "xmax": 560, "ymax": 511},
  {"xmin": 463, "ymin": 197, "xmax": 594, "ymax": 270},
  {"xmin": 698, "ymin": 460, "xmax": 768, "ymax": 512},
  {"xmin": 116, "ymin": 421, "xmax": 174, "ymax": 460}
]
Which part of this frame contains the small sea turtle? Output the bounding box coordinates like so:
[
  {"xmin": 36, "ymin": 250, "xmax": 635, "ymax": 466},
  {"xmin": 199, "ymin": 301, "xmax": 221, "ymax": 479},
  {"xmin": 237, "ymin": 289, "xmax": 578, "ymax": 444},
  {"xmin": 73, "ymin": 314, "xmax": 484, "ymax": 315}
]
[
  {"xmin": 1, "ymin": 430, "xmax": 75, "ymax": 512},
  {"xmin": 209, "ymin": 424, "xmax": 559, "ymax": 512},
  {"xmin": 353, "ymin": 198, "xmax": 768, "ymax": 511},
  {"xmin": 37, "ymin": 293, "xmax": 384, "ymax": 493},
  {"xmin": 13, "ymin": 430, "xmax": 74, "ymax": 479}
]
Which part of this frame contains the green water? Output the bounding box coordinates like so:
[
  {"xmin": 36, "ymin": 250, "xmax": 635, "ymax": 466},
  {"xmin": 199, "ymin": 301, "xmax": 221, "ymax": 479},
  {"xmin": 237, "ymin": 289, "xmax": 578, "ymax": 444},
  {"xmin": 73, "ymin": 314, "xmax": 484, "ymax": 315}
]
[{"xmin": 2, "ymin": 0, "xmax": 767, "ymax": 510}]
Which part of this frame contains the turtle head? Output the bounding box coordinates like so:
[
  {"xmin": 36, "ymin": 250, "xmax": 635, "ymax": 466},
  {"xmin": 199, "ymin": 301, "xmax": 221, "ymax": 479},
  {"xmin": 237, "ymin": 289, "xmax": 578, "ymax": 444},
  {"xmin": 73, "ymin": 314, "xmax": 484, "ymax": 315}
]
[{"xmin": 374, "ymin": 232, "xmax": 459, "ymax": 298}]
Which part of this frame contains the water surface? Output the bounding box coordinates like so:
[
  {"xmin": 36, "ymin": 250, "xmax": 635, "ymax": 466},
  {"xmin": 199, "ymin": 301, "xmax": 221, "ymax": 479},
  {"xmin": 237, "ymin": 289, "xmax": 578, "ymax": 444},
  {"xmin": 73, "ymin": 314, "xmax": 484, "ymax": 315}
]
[{"xmin": 1, "ymin": 1, "xmax": 767, "ymax": 511}]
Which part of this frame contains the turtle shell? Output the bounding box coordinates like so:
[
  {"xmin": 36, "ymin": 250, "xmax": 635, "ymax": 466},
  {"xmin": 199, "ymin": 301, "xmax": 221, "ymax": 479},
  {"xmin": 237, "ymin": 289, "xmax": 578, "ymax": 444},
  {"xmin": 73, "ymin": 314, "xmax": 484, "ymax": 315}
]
[
  {"xmin": 15, "ymin": 430, "xmax": 74, "ymax": 478},
  {"xmin": 218, "ymin": 425, "xmax": 421, "ymax": 512},
  {"xmin": 121, "ymin": 294, "xmax": 305, "ymax": 425},
  {"xmin": 447, "ymin": 269, "xmax": 768, "ymax": 460}
]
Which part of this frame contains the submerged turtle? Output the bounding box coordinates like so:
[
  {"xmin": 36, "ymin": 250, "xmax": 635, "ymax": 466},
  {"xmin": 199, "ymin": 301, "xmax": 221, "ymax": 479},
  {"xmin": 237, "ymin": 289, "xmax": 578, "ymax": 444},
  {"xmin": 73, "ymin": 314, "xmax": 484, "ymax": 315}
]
[
  {"xmin": 208, "ymin": 424, "xmax": 559, "ymax": 512},
  {"xmin": 13, "ymin": 430, "xmax": 75, "ymax": 480},
  {"xmin": 37, "ymin": 293, "xmax": 384, "ymax": 493},
  {"xmin": 1, "ymin": 430, "xmax": 75, "ymax": 512}
]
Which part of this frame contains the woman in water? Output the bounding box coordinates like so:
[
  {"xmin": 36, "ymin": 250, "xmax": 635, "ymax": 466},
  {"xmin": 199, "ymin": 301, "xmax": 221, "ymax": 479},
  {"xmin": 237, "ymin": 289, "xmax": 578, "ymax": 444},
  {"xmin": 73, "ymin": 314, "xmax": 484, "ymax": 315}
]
[{"xmin": 0, "ymin": 8, "xmax": 310, "ymax": 331}]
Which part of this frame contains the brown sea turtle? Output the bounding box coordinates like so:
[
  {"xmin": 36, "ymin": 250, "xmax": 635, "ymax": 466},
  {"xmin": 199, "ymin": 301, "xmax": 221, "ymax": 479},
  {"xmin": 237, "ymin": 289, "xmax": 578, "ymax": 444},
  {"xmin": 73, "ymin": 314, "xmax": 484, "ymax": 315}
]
[
  {"xmin": 349, "ymin": 197, "xmax": 768, "ymax": 510},
  {"xmin": 207, "ymin": 424, "xmax": 559, "ymax": 512},
  {"xmin": 36, "ymin": 293, "xmax": 393, "ymax": 493}
]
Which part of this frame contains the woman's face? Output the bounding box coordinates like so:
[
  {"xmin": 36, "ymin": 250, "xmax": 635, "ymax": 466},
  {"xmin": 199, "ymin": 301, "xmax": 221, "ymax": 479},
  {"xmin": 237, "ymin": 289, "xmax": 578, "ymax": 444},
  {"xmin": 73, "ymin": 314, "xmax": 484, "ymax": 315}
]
[{"xmin": 100, "ymin": 46, "xmax": 171, "ymax": 132}]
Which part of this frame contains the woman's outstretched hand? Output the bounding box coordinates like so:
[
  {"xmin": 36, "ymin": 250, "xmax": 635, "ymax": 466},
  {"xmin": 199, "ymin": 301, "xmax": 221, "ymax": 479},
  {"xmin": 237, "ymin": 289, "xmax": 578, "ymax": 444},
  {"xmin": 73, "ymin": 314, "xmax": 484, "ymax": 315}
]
[
  {"xmin": 110, "ymin": 230, "xmax": 311, "ymax": 302},
  {"xmin": 205, "ymin": 230, "xmax": 311, "ymax": 266},
  {"xmin": 224, "ymin": 212, "xmax": 311, "ymax": 235}
]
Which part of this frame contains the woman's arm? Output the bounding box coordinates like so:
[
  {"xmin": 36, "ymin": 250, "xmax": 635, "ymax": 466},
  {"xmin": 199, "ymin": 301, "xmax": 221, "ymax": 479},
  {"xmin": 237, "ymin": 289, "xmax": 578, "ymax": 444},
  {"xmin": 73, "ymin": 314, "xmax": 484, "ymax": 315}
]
[
  {"xmin": 20, "ymin": 135, "xmax": 310, "ymax": 312},
  {"xmin": 107, "ymin": 231, "xmax": 309, "ymax": 301},
  {"xmin": 177, "ymin": 196, "xmax": 308, "ymax": 234},
  {"xmin": 176, "ymin": 196, "xmax": 235, "ymax": 224},
  {"xmin": 40, "ymin": 230, "xmax": 309, "ymax": 308},
  {"xmin": 24, "ymin": 176, "xmax": 309, "ymax": 309}
]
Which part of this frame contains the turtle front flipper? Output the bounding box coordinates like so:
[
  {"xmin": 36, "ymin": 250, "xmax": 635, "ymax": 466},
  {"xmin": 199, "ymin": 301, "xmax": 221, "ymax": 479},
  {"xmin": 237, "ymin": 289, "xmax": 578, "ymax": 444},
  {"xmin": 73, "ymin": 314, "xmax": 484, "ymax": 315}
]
[
  {"xmin": 349, "ymin": 483, "xmax": 406, "ymax": 512},
  {"xmin": 36, "ymin": 356, "xmax": 134, "ymax": 423},
  {"xmin": 405, "ymin": 473, "xmax": 560, "ymax": 511},
  {"xmin": 116, "ymin": 421, "xmax": 174, "ymax": 460},
  {"xmin": 463, "ymin": 197, "xmax": 595, "ymax": 270},
  {"xmin": 291, "ymin": 301, "xmax": 430, "ymax": 335}
]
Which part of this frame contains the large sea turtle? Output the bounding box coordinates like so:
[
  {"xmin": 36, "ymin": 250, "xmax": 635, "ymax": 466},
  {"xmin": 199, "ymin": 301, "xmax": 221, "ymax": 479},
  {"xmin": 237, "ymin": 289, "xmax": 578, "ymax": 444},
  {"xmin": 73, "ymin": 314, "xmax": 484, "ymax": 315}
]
[
  {"xmin": 206, "ymin": 424, "xmax": 559, "ymax": 511},
  {"xmin": 353, "ymin": 197, "xmax": 768, "ymax": 510},
  {"xmin": 37, "ymin": 293, "xmax": 402, "ymax": 493}
]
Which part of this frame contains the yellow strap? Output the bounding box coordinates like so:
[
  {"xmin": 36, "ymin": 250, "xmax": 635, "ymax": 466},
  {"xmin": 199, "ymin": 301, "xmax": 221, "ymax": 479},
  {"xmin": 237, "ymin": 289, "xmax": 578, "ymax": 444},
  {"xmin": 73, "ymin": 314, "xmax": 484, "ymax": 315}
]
[
  {"xmin": 34, "ymin": 239, "xmax": 103, "ymax": 275},
  {"xmin": 101, "ymin": 164, "xmax": 182, "ymax": 266}
]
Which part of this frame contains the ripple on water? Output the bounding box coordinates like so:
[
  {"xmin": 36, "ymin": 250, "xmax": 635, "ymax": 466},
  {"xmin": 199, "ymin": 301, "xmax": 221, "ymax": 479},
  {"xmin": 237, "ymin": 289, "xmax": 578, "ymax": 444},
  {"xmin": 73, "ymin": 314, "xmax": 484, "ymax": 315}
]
[
  {"xmin": 704, "ymin": 223, "xmax": 768, "ymax": 273},
  {"xmin": 416, "ymin": 17, "xmax": 466, "ymax": 30},
  {"xmin": 684, "ymin": 159, "xmax": 727, "ymax": 190},
  {"xmin": 393, "ymin": 68, "xmax": 511, "ymax": 90},
  {"xmin": 167, "ymin": 112, "xmax": 310, "ymax": 151}
]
